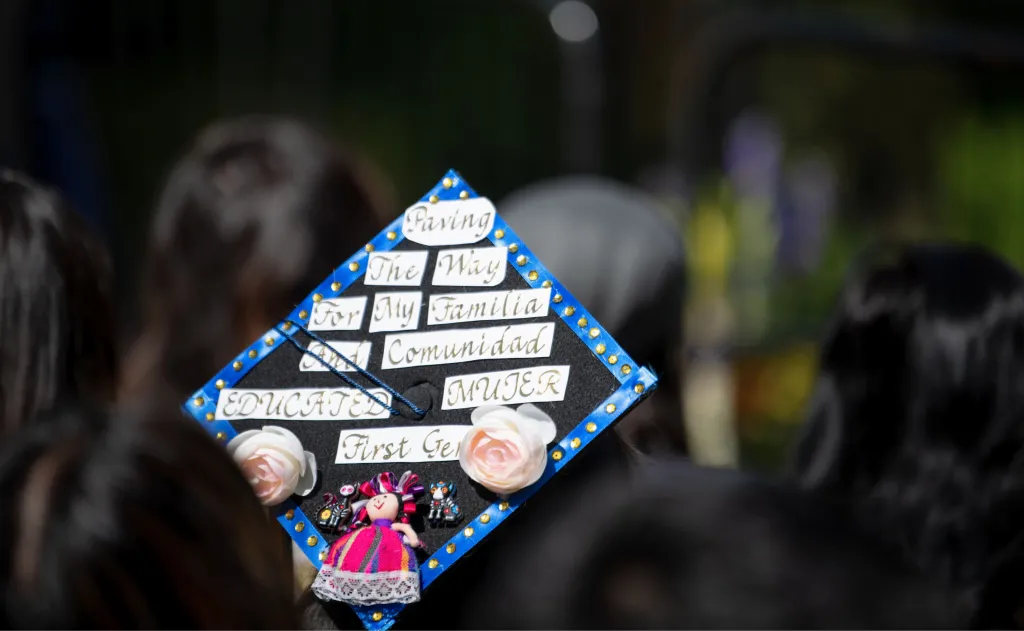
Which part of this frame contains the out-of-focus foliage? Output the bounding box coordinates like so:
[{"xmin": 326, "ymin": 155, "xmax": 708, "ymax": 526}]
[{"xmin": 937, "ymin": 116, "xmax": 1024, "ymax": 269}]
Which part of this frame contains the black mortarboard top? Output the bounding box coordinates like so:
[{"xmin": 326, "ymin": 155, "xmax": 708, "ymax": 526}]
[{"xmin": 183, "ymin": 170, "xmax": 657, "ymax": 631}]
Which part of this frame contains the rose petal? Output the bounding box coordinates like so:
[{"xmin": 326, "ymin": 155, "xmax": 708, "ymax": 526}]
[
  {"xmin": 461, "ymin": 406, "xmax": 557, "ymax": 496},
  {"xmin": 516, "ymin": 404, "xmax": 557, "ymax": 444},
  {"xmin": 261, "ymin": 426, "xmax": 307, "ymax": 474},
  {"xmin": 256, "ymin": 450, "xmax": 299, "ymax": 487},
  {"xmin": 260, "ymin": 483, "xmax": 293, "ymax": 506},
  {"xmin": 232, "ymin": 431, "xmax": 303, "ymax": 464},
  {"xmin": 471, "ymin": 405, "xmax": 513, "ymax": 425},
  {"xmin": 225, "ymin": 430, "xmax": 262, "ymax": 457},
  {"xmin": 294, "ymin": 451, "xmax": 318, "ymax": 496}
]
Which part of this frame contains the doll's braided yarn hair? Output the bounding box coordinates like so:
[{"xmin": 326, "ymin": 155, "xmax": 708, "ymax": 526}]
[{"xmin": 350, "ymin": 471, "xmax": 424, "ymax": 526}]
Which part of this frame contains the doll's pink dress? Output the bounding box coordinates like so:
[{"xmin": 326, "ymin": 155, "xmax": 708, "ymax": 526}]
[{"xmin": 311, "ymin": 518, "xmax": 420, "ymax": 605}]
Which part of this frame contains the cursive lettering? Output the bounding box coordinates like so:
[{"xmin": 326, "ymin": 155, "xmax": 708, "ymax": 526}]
[
  {"xmin": 401, "ymin": 197, "xmax": 496, "ymax": 246},
  {"xmin": 428, "ymin": 288, "xmax": 550, "ymax": 325},
  {"xmin": 334, "ymin": 426, "xmax": 470, "ymax": 464},
  {"xmin": 432, "ymin": 246, "xmax": 506, "ymax": 287},
  {"xmin": 364, "ymin": 251, "xmax": 428, "ymax": 286},
  {"xmin": 309, "ymin": 296, "xmax": 367, "ymax": 331},
  {"xmin": 442, "ymin": 366, "xmax": 571, "ymax": 410},
  {"xmin": 369, "ymin": 291, "xmax": 423, "ymax": 333},
  {"xmin": 215, "ymin": 387, "xmax": 391, "ymax": 421}
]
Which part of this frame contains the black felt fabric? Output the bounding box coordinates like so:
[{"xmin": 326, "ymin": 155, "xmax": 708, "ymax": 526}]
[{"xmin": 232, "ymin": 237, "xmax": 620, "ymax": 553}]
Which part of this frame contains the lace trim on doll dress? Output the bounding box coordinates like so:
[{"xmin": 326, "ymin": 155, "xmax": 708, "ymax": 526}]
[{"xmin": 311, "ymin": 567, "xmax": 421, "ymax": 605}]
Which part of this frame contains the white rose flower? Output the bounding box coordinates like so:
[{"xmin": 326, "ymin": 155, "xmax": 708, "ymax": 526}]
[
  {"xmin": 459, "ymin": 404, "xmax": 557, "ymax": 497},
  {"xmin": 226, "ymin": 426, "xmax": 317, "ymax": 506}
]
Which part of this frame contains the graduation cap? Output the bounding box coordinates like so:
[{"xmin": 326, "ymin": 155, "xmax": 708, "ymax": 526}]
[{"xmin": 183, "ymin": 170, "xmax": 657, "ymax": 631}]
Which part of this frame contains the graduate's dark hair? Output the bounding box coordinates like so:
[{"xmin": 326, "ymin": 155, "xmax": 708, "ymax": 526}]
[
  {"xmin": 0, "ymin": 401, "xmax": 298, "ymax": 629},
  {"xmin": 123, "ymin": 116, "xmax": 389, "ymax": 401},
  {"xmin": 793, "ymin": 242, "xmax": 1024, "ymax": 627},
  {"xmin": 0, "ymin": 171, "xmax": 116, "ymax": 437},
  {"xmin": 464, "ymin": 461, "xmax": 965, "ymax": 629}
]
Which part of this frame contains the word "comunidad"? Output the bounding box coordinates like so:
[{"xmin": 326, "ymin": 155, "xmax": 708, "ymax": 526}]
[{"xmin": 381, "ymin": 323, "xmax": 554, "ymax": 369}]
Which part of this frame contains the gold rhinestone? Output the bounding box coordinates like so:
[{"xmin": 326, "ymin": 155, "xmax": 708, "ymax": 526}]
[
  {"xmin": 508, "ymin": 243, "xmax": 518, "ymax": 253},
  {"xmin": 528, "ymin": 271, "xmax": 538, "ymax": 281},
  {"xmin": 563, "ymin": 306, "xmax": 575, "ymax": 317},
  {"xmin": 428, "ymin": 558, "xmax": 439, "ymax": 569},
  {"xmin": 553, "ymin": 294, "xmax": 563, "ymax": 304},
  {"xmin": 635, "ymin": 383, "xmax": 646, "ymax": 394},
  {"xmin": 205, "ymin": 412, "xmax": 215, "ymax": 422},
  {"xmin": 320, "ymin": 509, "xmax": 332, "ymax": 520},
  {"xmin": 622, "ymin": 365, "xmax": 632, "ymax": 375},
  {"xmin": 606, "ymin": 403, "xmax": 617, "ymax": 414},
  {"xmin": 216, "ymin": 432, "xmax": 226, "ymax": 441},
  {"xmin": 193, "ymin": 397, "xmax": 204, "ymax": 407},
  {"xmin": 429, "ymin": 195, "xmax": 439, "ymax": 204},
  {"xmin": 248, "ymin": 349, "xmax": 258, "ymax": 359},
  {"xmin": 499, "ymin": 501, "xmax": 510, "ymax": 511},
  {"xmin": 589, "ymin": 328, "xmax": 600, "ymax": 339},
  {"xmin": 386, "ymin": 231, "xmax": 397, "ymax": 240},
  {"xmin": 586, "ymin": 422, "xmax": 597, "ymax": 433},
  {"xmin": 446, "ymin": 543, "xmax": 456, "ymax": 554},
  {"xmin": 570, "ymin": 437, "xmax": 581, "ymax": 449},
  {"xmin": 516, "ymin": 255, "xmax": 527, "ymax": 266},
  {"xmin": 494, "ymin": 228, "xmax": 505, "ymax": 239},
  {"xmin": 542, "ymin": 280, "xmax": 552, "ymax": 288},
  {"xmin": 312, "ymin": 293, "xmax": 323, "ymax": 303},
  {"xmin": 264, "ymin": 336, "xmax": 274, "ymax": 347},
  {"xmin": 319, "ymin": 549, "xmax": 328, "ymax": 561},
  {"xmin": 348, "ymin": 262, "xmax": 359, "ymax": 272},
  {"xmin": 295, "ymin": 522, "xmax": 305, "ymax": 533},
  {"xmin": 595, "ymin": 343, "xmax": 606, "ymax": 354},
  {"xmin": 577, "ymin": 317, "xmax": 588, "ymax": 328},
  {"xmin": 299, "ymin": 310, "xmax": 309, "ymax": 320},
  {"xmin": 463, "ymin": 527, "xmax": 474, "ymax": 537},
  {"xmin": 442, "ymin": 177, "xmax": 453, "ymax": 189},
  {"xmin": 552, "ymin": 450, "xmax": 563, "ymax": 461},
  {"xmin": 480, "ymin": 514, "xmax": 491, "ymax": 524},
  {"xmin": 215, "ymin": 379, "xmax": 225, "ymax": 389},
  {"xmin": 285, "ymin": 509, "xmax": 295, "ymax": 520},
  {"xmin": 232, "ymin": 360, "xmax": 242, "ymax": 371},
  {"xmin": 307, "ymin": 535, "xmax": 318, "ymax": 546},
  {"xmin": 372, "ymin": 612, "xmax": 384, "ymax": 623},
  {"xmin": 460, "ymin": 190, "xmax": 469, "ymax": 199},
  {"xmin": 282, "ymin": 321, "xmax": 292, "ymax": 331},
  {"xmin": 365, "ymin": 244, "xmax": 375, "ymax": 252},
  {"xmin": 331, "ymin": 282, "xmax": 341, "ymax": 291},
  {"xmin": 608, "ymin": 355, "xmax": 619, "ymax": 364}
]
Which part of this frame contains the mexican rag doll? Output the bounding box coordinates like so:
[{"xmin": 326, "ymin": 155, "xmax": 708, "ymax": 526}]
[{"xmin": 312, "ymin": 471, "xmax": 425, "ymax": 605}]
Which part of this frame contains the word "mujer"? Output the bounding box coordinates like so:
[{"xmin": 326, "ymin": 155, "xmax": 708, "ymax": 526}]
[{"xmin": 442, "ymin": 365, "xmax": 571, "ymax": 409}]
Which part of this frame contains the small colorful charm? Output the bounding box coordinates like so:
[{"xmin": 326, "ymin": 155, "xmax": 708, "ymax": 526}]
[
  {"xmin": 314, "ymin": 484, "xmax": 359, "ymax": 535},
  {"xmin": 311, "ymin": 471, "xmax": 426, "ymax": 605},
  {"xmin": 427, "ymin": 480, "xmax": 463, "ymax": 526}
]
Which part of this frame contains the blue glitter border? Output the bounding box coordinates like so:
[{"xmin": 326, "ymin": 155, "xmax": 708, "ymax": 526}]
[{"xmin": 181, "ymin": 169, "xmax": 658, "ymax": 631}]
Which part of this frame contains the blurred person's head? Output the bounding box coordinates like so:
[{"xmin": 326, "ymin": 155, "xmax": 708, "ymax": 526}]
[
  {"xmin": 500, "ymin": 176, "xmax": 687, "ymax": 457},
  {"xmin": 793, "ymin": 242, "xmax": 1024, "ymax": 627},
  {"xmin": 123, "ymin": 116, "xmax": 389, "ymax": 401},
  {"xmin": 464, "ymin": 460, "xmax": 965, "ymax": 629},
  {"xmin": 0, "ymin": 401, "xmax": 298, "ymax": 628},
  {"xmin": 0, "ymin": 171, "xmax": 116, "ymax": 437}
]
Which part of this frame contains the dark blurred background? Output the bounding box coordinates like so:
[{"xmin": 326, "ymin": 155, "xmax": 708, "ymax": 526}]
[{"xmin": 2, "ymin": 0, "xmax": 1022, "ymax": 471}]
